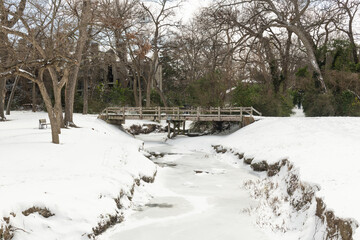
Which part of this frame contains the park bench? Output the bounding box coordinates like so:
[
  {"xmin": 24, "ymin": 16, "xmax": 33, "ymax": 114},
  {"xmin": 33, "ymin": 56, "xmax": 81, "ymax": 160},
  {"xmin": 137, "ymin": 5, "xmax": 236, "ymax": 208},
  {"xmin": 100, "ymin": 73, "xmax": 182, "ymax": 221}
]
[{"xmin": 39, "ymin": 119, "xmax": 50, "ymax": 129}]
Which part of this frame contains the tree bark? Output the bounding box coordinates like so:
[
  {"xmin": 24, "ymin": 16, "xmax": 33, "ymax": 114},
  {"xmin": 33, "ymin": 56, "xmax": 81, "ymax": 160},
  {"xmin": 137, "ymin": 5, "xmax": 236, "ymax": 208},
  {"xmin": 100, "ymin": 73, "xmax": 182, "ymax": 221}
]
[
  {"xmin": 282, "ymin": 31, "xmax": 292, "ymax": 93},
  {"xmin": 83, "ymin": 75, "xmax": 88, "ymax": 114},
  {"xmin": 0, "ymin": 79, "xmax": 6, "ymax": 120},
  {"xmin": 32, "ymin": 82, "xmax": 36, "ymax": 112},
  {"xmin": 0, "ymin": 0, "xmax": 26, "ymax": 119},
  {"xmin": 146, "ymin": 77, "xmax": 151, "ymax": 107},
  {"xmin": 287, "ymin": 25, "xmax": 327, "ymax": 92},
  {"xmin": 138, "ymin": 75, "xmax": 142, "ymax": 107},
  {"xmin": 64, "ymin": 0, "xmax": 91, "ymax": 126},
  {"xmin": 154, "ymin": 85, "xmax": 168, "ymax": 107},
  {"xmin": 37, "ymin": 79, "xmax": 61, "ymax": 144},
  {"xmin": 133, "ymin": 73, "xmax": 139, "ymax": 107},
  {"xmin": 348, "ymin": 32, "xmax": 358, "ymax": 64},
  {"xmin": 6, "ymin": 75, "xmax": 20, "ymax": 115}
]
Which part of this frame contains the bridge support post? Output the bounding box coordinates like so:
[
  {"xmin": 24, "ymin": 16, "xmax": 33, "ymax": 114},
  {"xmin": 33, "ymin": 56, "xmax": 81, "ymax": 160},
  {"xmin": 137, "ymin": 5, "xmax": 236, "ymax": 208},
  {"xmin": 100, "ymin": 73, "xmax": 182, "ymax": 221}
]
[
  {"xmin": 158, "ymin": 106, "xmax": 161, "ymax": 121},
  {"xmin": 167, "ymin": 120, "xmax": 186, "ymax": 139},
  {"xmin": 167, "ymin": 121, "xmax": 171, "ymax": 138},
  {"xmin": 183, "ymin": 121, "xmax": 186, "ymax": 135}
]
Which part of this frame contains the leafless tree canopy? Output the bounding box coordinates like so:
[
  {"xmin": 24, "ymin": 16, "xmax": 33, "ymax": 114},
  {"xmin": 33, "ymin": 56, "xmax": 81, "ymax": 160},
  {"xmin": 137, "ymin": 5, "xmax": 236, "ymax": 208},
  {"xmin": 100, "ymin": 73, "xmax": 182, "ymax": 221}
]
[{"xmin": 1, "ymin": 0, "xmax": 360, "ymax": 141}]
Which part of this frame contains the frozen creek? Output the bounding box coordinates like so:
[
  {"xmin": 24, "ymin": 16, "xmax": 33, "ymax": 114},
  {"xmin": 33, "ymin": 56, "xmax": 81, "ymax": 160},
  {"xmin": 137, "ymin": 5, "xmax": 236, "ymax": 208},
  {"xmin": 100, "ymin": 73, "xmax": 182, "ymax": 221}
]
[{"xmin": 100, "ymin": 133, "xmax": 270, "ymax": 240}]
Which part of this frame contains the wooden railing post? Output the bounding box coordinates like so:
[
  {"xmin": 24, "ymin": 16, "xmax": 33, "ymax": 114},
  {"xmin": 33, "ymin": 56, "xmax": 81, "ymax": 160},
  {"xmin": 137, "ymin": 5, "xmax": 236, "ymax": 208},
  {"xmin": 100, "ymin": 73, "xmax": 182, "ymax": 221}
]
[
  {"xmin": 197, "ymin": 107, "xmax": 200, "ymax": 120},
  {"xmin": 140, "ymin": 107, "xmax": 142, "ymax": 119},
  {"xmin": 158, "ymin": 106, "xmax": 161, "ymax": 120},
  {"xmin": 123, "ymin": 106, "xmax": 125, "ymax": 119},
  {"xmin": 218, "ymin": 107, "xmax": 221, "ymax": 121}
]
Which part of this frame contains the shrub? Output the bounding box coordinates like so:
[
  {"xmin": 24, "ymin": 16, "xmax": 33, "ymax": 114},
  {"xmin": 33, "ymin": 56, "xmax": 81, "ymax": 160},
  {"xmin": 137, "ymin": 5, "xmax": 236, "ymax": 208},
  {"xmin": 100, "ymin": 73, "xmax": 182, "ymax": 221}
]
[
  {"xmin": 231, "ymin": 83, "xmax": 293, "ymax": 116},
  {"xmin": 150, "ymin": 89, "xmax": 162, "ymax": 106},
  {"xmin": 335, "ymin": 90, "xmax": 360, "ymax": 116},
  {"xmin": 75, "ymin": 82, "xmax": 134, "ymax": 114},
  {"xmin": 302, "ymin": 92, "xmax": 335, "ymax": 116},
  {"xmin": 187, "ymin": 71, "xmax": 227, "ymax": 107}
]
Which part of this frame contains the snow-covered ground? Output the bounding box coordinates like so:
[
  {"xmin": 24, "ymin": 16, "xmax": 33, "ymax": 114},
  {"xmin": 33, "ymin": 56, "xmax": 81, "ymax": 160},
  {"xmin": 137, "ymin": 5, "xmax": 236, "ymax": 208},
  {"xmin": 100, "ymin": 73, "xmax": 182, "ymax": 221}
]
[
  {"xmin": 0, "ymin": 111, "xmax": 156, "ymax": 239},
  {"xmin": 291, "ymin": 106, "xmax": 305, "ymax": 117},
  {"xmin": 2, "ymin": 110, "xmax": 359, "ymax": 239},
  {"xmin": 220, "ymin": 115, "xmax": 360, "ymax": 238}
]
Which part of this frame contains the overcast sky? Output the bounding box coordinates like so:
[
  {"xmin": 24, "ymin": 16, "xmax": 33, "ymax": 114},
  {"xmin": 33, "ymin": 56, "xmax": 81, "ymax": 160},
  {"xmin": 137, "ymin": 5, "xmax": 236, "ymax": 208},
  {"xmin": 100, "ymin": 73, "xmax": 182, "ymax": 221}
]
[{"xmin": 177, "ymin": 0, "xmax": 213, "ymax": 23}]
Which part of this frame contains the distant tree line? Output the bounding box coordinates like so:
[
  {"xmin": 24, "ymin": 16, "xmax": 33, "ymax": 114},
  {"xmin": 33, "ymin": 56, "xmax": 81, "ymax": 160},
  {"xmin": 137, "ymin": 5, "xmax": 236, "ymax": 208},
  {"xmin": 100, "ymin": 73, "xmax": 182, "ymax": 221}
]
[{"xmin": 0, "ymin": 0, "xmax": 359, "ymax": 143}]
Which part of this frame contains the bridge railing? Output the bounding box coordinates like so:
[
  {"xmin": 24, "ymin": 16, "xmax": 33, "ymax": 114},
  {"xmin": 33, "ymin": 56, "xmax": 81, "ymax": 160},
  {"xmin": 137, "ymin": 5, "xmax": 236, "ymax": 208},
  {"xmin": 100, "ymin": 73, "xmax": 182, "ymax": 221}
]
[{"xmin": 99, "ymin": 106, "xmax": 261, "ymax": 121}]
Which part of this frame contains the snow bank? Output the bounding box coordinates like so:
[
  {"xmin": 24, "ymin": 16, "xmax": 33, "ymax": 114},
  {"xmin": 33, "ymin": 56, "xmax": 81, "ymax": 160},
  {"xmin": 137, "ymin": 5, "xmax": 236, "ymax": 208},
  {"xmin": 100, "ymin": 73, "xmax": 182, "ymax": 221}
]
[
  {"xmin": 0, "ymin": 111, "xmax": 156, "ymax": 239},
  {"xmin": 220, "ymin": 117, "xmax": 360, "ymax": 238}
]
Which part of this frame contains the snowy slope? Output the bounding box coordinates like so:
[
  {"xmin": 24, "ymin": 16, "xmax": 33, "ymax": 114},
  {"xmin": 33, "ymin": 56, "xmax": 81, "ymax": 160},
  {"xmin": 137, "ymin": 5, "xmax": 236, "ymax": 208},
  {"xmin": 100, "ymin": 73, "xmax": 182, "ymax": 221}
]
[
  {"xmin": 0, "ymin": 111, "xmax": 156, "ymax": 239},
  {"xmin": 221, "ymin": 115, "xmax": 360, "ymax": 238}
]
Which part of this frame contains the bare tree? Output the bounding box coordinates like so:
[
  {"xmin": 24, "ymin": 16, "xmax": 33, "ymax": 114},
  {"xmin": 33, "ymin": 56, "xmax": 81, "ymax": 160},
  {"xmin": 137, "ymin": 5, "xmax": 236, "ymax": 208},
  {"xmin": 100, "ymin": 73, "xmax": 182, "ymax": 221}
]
[
  {"xmin": 126, "ymin": 31, "xmax": 152, "ymax": 107},
  {"xmin": 0, "ymin": 0, "xmax": 89, "ymax": 143},
  {"xmin": 140, "ymin": 0, "xmax": 181, "ymax": 107},
  {"xmin": 64, "ymin": 0, "xmax": 93, "ymax": 127},
  {"xmin": 334, "ymin": 0, "xmax": 359, "ymax": 64},
  {"xmin": 217, "ymin": 0, "xmax": 338, "ymax": 92},
  {"xmin": 97, "ymin": 0, "xmax": 143, "ymax": 107},
  {"xmin": 0, "ymin": 0, "xmax": 26, "ymax": 121}
]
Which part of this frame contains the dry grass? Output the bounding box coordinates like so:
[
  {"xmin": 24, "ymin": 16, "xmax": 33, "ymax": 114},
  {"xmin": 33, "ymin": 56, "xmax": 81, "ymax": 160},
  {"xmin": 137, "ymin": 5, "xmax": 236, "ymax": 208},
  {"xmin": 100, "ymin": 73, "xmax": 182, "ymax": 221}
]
[
  {"xmin": 0, "ymin": 225, "xmax": 13, "ymax": 240},
  {"xmin": 89, "ymin": 214, "xmax": 124, "ymax": 238},
  {"xmin": 22, "ymin": 207, "xmax": 54, "ymax": 218},
  {"xmin": 316, "ymin": 198, "xmax": 358, "ymax": 240}
]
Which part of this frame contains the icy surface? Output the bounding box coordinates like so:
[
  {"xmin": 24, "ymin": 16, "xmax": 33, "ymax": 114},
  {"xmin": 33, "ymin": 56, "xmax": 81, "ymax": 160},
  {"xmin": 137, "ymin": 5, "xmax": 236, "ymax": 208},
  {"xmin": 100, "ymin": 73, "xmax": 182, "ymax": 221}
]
[{"xmin": 100, "ymin": 135, "xmax": 270, "ymax": 240}]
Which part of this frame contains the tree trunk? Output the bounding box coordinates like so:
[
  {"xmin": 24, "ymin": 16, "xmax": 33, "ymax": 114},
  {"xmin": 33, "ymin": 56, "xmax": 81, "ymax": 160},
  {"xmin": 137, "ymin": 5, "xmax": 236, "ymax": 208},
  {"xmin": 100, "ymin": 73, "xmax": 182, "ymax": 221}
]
[
  {"xmin": 138, "ymin": 76, "xmax": 142, "ymax": 107},
  {"xmin": 287, "ymin": 25, "xmax": 327, "ymax": 92},
  {"xmin": 282, "ymin": 31, "xmax": 292, "ymax": 94},
  {"xmin": 349, "ymin": 33, "xmax": 358, "ymax": 64},
  {"xmin": 83, "ymin": 75, "xmax": 88, "ymax": 114},
  {"xmin": 146, "ymin": 77, "xmax": 151, "ymax": 107},
  {"xmin": 37, "ymin": 81, "xmax": 61, "ymax": 144},
  {"xmin": 54, "ymin": 86, "xmax": 63, "ymax": 134},
  {"xmin": 6, "ymin": 76, "xmax": 20, "ymax": 115},
  {"xmin": 0, "ymin": 79, "xmax": 6, "ymax": 120},
  {"xmin": 154, "ymin": 85, "xmax": 168, "ymax": 107},
  {"xmin": 64, "ymin": 0, "xmax": 91, "ymax": 126},
  {"xmin": 133, "ymin": 74, "xmax": 139, "ymax": 107},
  {"xmin": 32, "ymin": 82, "xmax": 36, "ymax": 112}
]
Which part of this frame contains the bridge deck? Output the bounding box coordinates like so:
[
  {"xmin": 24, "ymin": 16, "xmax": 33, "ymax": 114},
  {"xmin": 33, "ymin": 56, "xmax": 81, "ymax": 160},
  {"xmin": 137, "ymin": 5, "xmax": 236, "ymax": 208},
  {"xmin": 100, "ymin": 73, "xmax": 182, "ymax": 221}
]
[{"xmin": 99, "ymin": 106, "xmax": 261, "ymax": 123}]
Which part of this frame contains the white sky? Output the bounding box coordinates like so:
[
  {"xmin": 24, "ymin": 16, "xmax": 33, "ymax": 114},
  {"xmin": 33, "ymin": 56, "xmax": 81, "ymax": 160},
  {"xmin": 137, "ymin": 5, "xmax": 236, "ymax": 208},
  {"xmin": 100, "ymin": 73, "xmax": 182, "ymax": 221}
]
[{"xmin": 177, "ymin": 0, "xmax": 213, "ymax": 23}]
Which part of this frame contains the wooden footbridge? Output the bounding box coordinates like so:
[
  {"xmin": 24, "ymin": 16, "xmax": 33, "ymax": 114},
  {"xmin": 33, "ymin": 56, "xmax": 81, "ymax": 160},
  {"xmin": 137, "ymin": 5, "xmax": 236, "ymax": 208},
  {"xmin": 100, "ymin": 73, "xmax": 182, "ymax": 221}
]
[{"xmin": 99, "ymin": 106, "xmax": 261, "ymax": 137}]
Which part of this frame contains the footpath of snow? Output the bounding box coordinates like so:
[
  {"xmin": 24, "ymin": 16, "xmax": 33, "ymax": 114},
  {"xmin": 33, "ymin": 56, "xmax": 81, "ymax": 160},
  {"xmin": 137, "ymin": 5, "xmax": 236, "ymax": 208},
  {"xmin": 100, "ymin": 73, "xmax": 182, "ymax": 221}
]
[
  {"xmin": 0, "ymin": 111, "xmax": 156, "ymax": 240},
  {"xmin": 220, "ymin": 116, "xmax": 360, "ymax": 238}
]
